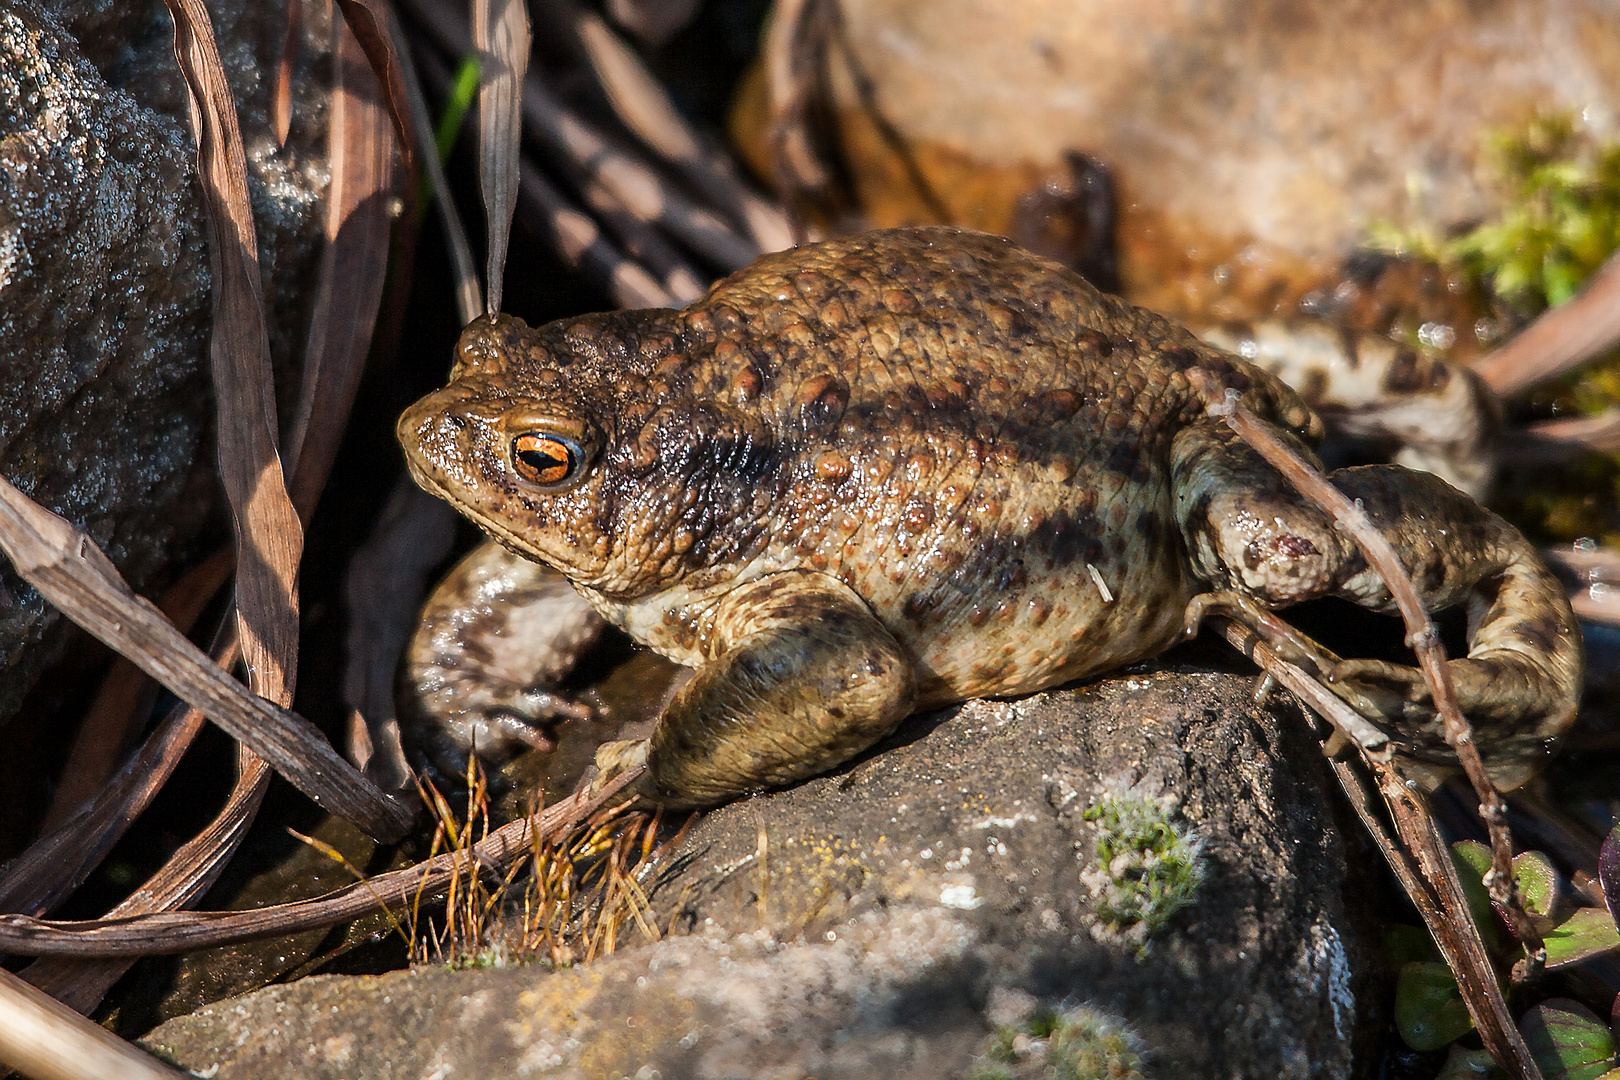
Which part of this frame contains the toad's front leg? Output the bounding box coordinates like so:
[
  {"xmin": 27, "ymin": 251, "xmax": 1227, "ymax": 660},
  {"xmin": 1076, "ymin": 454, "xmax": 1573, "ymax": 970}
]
[
  {"xmin": 1173, "ymin": 421, "xmax": 1582, "ymax": 788},
  {"xmin": 593, "ymin": 571, "xmax": 917, "ymax": 808}
]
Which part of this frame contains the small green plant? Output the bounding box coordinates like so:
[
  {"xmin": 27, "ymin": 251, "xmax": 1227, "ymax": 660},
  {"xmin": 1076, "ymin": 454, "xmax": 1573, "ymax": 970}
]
[
  {"xmin": 1079, "ymin": 781, "xmax": 1204, "ymax": 951},
  {"xmin": 1370, "ymin": 113, "xmax": 1620, "ymax": 318},
  {"xmin": 1389, "ymin": 826, "xmax": 1620, "ymax": 1078},
  {"xmin": 969, "ymin": 1006, "xmax": 1146, "ymax": 1080}
]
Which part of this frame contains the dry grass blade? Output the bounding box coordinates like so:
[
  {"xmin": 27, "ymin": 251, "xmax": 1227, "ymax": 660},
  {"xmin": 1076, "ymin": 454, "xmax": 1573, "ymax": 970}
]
[
  {"xmin": 272, "ymin": 0, "xmax": 300, "ymax": 146},
  {"xmin": 1189, "ymin": 370, "xmax": 1543, "ymax": 1078},
  {"xmin": 285, "ymin": 15, "xmax": 399, "ymax": 520},
  {"xmin": 473, "ymin": 0, "xmax": 530, "ymax": 315},
  {"xmin": 0, "ymin": 966, "xmax": 186, "ymax": 1080},
  {"xmin": 392, "ymin": 8, "xmax": 483, "ymax": 324},
  {"xmin": 1473, "ymin": 250, "xmax": 1620, "ymax": 398},
  {"xmin": 411, "ymin": 43, "xmax": 679, "ymax": 309},
  {"xmin": 0, "ymin": 477, "xmax": 412, "ymax": 841},
  {"xmin": 334, "ymin": 0, "xmax": 421, "ymax": 170},
  {"xmin": 164, "ymin": 0, "xmax": 304, "ymax": 710},
  {"xmin": 0, "ymin": 769, "xmax": 642, "ymax": 957},
  {"xmin": 573, "ymin": 10, "xmax": 792, "ymax": 253}
]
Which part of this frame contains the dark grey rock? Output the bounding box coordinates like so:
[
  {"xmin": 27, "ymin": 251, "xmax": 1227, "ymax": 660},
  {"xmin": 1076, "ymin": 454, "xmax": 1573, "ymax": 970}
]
[
  {"xmin": 144, "ymin": 669, "xmax": 1383, "ymax": 1079},
  {"xmin": 0, "ymin": 0, "xmax": 329, "ymax": 725}
]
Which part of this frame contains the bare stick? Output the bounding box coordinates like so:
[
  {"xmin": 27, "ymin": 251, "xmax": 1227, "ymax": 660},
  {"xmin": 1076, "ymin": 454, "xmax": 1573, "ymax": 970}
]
[
  {"xmin": 1210, "ymin": 617, "xmax": 1392, "ymax": 757},
  {"xmin": 1327, "ymin": 757, "xmax": 1543, "ymax": 1078},
  {"xmin": 1186, "ymin": 369, "xmax": 1546, "ymax": 1076},
  {"xmin": 0, "ymin": 770, "xmax": 642, "ymax": 957},
  {"xmin": 0, "ymin": 966, "xmax": 186, "ymax": 1080},
  {"xmin": 1473, "ymin": 250, "xmax": 1620, "ymax": 397}
]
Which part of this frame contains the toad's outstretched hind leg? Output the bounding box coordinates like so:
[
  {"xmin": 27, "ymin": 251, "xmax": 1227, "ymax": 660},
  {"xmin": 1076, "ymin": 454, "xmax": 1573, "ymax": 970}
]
[{"xmin": 1173, "ymin": 421, "xmax": 1582, "ymax": 788}]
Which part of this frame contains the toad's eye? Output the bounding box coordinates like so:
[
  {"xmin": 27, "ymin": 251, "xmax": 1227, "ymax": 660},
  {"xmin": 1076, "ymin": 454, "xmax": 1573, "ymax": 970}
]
[{"xmin": 512, "ymin": 433, "xmax": 582, "ymax": 487}]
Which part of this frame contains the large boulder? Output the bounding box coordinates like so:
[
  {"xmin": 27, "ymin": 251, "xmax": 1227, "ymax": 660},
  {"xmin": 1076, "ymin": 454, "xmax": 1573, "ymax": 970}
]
[
  {"xmin": 0, "ymin": 0, "xmax": 330, "ymax": 728},
  {"xmin": 145, "ymin": 668, "xmax": 1383, "ymax": 1078}
]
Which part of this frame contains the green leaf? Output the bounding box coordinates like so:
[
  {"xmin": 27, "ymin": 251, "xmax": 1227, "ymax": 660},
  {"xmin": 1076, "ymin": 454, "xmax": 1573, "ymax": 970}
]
[
  {"xmin": 1519, "ymin": 999, "xmax": 1618, "ymax": 1080},
  {"xmin": 1513, "ymin": 850, "xmax": 1561, "ymax": 919},
  {"xmin": 1396, "ymin": 961, "xmax": 1474, "ymax": 1051},
  {"xmin": 1451, "ymin": 841, "xmax": 1504, "ymax": 951},
  {"xmin": 1544, "ymin": 908, "xmax": 1620, "ymax": 969}
]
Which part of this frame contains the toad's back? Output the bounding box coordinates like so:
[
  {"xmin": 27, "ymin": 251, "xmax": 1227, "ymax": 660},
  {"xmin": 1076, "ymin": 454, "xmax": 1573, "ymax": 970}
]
[{"xmin": 598, "ymin": 229, "xmax": 1297, "ymax": 704}]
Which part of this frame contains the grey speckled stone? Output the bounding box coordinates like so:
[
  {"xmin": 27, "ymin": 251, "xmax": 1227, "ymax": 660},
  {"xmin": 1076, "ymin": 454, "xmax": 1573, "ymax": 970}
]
[
  {"xmin": 0, "ymin": 0, "xmax": 330, "ymax": 725},
  {"xmin": 145, "ymin": 669, "xmax": 1383, "ymax": 1079}
]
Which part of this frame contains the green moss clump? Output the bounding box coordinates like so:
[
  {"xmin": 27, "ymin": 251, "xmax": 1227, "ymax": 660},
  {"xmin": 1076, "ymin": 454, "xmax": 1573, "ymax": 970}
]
[
  {"xmin": 1370, "ymin": 113, "xmax": 1620, "ymax": 318},
  {"xmin": 969, "ymin": 1007, "xmax": 1147, "ymax": 1080},
  {"xmin": 1079, "ymin": 783, "xmax": 1205, "ymax": 951}
]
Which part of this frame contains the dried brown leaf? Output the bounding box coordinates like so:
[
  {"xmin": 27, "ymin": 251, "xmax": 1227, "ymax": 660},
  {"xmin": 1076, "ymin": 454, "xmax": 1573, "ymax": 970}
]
[
  {"xmin": 272, "ymin": 0, "xmax": 300, "ymax": 146},
  {"xmin": 334, "ymin": 0, "xmax": 419, "ymax": 171},
  {"xmin": 164, "ymin": 0, "xmax": 304, "ymax": 708},
  {"xmin": 285, "ymin": 14, "xmax": 399, "ymax": 519}
]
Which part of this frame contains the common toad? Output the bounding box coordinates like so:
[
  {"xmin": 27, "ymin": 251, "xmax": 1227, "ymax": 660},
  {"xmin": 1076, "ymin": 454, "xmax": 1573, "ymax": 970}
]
[{"xmin": 398, "ymin": 227, "xmax": 1581, "ymax": 807}]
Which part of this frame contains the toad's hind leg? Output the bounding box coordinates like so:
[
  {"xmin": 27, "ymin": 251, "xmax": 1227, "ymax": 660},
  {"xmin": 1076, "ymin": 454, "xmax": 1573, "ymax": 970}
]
[
  {"xmin": 594, "ymin": 571, "xmax": 917, "ymax": 809},
  {"xmin": 1173, "ymin": 421, "xmax": 1582, "ymax": 787}
]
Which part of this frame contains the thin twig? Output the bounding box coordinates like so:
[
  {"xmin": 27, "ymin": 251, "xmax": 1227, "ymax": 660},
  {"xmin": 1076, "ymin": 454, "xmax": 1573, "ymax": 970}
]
[
  {"xmin": 1188, "ymin": 369, "xmax": 1546, "ymax": 1077},
  {"xmin": 1473, "ymin": 249, "xmax": 1620, "ymax": 397}
]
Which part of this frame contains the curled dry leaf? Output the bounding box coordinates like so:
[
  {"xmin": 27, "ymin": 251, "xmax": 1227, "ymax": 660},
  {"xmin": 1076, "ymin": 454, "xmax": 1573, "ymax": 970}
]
[
  {"xmin": 334, "ymin": 0, "xmax": 419, "ymax": 170},
  {"xmin": 163, "ymin": 0, "xmax": 303, "ymax": 708}
]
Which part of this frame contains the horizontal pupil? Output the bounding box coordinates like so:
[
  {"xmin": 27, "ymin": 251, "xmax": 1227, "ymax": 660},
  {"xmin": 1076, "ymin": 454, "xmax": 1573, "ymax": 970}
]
[{"xmin": 520, "ymin": 448, "xmax": 564, "ymax": 469}]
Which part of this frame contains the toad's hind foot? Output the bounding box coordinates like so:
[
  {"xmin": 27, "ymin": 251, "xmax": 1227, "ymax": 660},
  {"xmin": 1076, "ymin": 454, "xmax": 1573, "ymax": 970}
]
[{"xmin": 1175, "ymin": 421, "xmax": 1582, "ymax": 788}]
